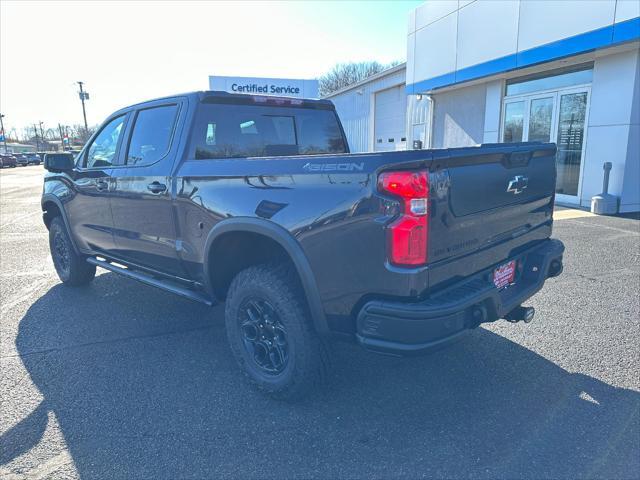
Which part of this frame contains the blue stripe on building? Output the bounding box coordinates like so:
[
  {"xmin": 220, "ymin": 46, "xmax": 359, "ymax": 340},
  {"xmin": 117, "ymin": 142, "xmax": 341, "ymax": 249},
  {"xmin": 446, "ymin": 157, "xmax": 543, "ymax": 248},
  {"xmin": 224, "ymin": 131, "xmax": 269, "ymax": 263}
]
[{"xmin": 406, "ymin": 16, "xmax": 640, "ymax": 94}]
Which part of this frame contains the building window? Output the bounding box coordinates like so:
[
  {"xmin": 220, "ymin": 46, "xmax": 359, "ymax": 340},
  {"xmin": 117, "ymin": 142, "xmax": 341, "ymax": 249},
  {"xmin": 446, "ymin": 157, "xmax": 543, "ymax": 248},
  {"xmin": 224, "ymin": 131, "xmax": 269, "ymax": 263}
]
[{"xmin": 506, "ymin": 64, "xmax": 593, "ymax": 97}]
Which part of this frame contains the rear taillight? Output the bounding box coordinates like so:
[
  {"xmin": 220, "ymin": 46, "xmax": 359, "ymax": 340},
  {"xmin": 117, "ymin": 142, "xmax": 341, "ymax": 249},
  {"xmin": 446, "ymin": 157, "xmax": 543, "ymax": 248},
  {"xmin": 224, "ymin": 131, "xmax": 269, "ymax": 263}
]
[{"xmin": 378, "ymin": 171, "xmax": 429, "ymax": 266}]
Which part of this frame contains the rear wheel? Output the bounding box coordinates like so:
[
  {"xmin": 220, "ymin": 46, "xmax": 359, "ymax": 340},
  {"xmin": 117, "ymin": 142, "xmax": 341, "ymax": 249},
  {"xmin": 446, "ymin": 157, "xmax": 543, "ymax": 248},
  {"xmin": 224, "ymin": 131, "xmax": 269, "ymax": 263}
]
[
  {"xmin": 225, "ymin": 262, "xmax": 329, "ymax": 400},
  {"xmin": 49, "ymin": 216, "xmax": 96, "ymax": 286}
]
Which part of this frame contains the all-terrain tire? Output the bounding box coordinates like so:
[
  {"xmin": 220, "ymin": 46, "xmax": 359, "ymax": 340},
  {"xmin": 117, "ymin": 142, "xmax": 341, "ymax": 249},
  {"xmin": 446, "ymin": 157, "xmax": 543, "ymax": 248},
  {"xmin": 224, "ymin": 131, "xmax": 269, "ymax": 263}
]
[
  {"xmin": 225, "ymin": 262, "xmax": 329, "ymax": 400},
  {"xmin": 49, "ymin": 216, "xmax": 96, "ymax": 286}
]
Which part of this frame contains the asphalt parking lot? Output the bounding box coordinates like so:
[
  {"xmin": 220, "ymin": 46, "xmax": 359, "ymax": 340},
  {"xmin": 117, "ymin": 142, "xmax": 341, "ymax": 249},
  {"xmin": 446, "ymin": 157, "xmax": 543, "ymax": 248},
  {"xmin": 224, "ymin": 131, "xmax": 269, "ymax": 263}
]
[{"xmin": 1, "ymin": 164, "xmax": 639, "ymax": 480}]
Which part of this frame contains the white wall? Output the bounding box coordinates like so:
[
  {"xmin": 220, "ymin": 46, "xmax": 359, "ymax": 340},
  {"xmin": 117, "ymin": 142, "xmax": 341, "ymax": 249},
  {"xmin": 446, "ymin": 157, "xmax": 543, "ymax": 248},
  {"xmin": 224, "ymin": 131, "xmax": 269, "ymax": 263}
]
[
  {"xmin": 582, "ymin": 48, "xmax": 640, "ymax": 211},
  {"xmin": 432, "ymin": 83, "xmax": 486, "ymax": 148},
  {"xmin": 517, "ymin": 1, "xmax": 615, "ymax": 51},
  {"xmin": 456, "ymin": 0, "xmax": 519, "ymax": 70},
  {"xmin": 483, "ymin": 80, "xmax": 503, "ymax": 143},
  {"xmin": 622, "ymin": 51, "xmax": 640, "ymax": 212}
]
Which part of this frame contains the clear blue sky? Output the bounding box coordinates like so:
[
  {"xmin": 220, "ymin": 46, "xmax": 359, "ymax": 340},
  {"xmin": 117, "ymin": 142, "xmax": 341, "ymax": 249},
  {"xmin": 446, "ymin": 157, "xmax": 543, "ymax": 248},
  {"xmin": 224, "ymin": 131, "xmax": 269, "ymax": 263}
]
[{"xmin": 0, "ymin": 0, "xmax": 423, "ymax": 136}]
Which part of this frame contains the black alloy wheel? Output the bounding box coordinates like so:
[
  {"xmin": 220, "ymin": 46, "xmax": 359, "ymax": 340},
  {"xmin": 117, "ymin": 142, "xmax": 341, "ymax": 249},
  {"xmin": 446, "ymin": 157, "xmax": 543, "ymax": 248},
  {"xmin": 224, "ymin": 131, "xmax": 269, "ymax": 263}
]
[
  {"xmin": 239, "ymin": 298, "xmax": 289, "ymax": 375},
  {"xmin": 48, "ymin": 217, "xmax": 96, "ymax": 286},
  {"xmin": 52, "ymin": 229, "xmax": 72, "ymax": 277},
  {"xmin": 224, "ymin": 262, "xmax": 329, "ymax": 399}
]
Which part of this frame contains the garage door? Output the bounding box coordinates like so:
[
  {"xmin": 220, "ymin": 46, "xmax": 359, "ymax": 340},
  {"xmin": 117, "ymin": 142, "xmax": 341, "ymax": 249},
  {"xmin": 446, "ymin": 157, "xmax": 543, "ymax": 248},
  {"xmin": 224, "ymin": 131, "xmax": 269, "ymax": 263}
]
[{"xmin": 374, "ymin": 85, "xmax": 407, "ymax": 152}]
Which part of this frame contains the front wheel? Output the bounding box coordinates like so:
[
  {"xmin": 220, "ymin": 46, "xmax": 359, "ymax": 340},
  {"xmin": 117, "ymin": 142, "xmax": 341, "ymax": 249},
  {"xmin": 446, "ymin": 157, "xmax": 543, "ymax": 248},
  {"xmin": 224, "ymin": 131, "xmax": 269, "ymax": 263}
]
[
  {"xmin": 225, "ymin": 262, "xmax": 329, "ymax": 400},
  {"xmin": 49, "ymin": 217, "xmax": 96, "ymax": 286}
]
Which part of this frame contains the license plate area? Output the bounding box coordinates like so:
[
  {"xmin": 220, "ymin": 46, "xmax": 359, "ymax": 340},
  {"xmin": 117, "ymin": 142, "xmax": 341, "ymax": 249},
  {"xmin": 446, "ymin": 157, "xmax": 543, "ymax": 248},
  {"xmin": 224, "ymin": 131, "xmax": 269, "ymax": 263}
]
[{"xmin": 493, "ymin": 260, "xmax": 516, "ymax": 290}]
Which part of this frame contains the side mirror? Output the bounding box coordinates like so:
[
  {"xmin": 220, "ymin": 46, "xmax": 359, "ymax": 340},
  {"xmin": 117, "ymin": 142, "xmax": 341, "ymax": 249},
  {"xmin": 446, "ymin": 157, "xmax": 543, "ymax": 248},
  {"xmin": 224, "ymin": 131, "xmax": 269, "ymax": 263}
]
[{"xmin": 44, "ymin": 153, "xmax": 75, "ymax": 172}]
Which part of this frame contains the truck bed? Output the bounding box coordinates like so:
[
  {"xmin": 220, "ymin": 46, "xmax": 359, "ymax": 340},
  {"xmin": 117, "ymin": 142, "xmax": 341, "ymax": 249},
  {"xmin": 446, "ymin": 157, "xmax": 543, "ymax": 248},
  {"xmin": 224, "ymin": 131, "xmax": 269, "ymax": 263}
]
[{"xmin": 175, "ymin": 142, "xmax": 557, "ymax": 333}]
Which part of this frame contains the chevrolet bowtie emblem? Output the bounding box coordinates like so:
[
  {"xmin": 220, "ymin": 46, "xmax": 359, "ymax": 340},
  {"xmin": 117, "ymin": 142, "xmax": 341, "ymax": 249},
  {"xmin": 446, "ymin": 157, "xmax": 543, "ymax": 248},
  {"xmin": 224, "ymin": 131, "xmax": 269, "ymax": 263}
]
[{"xmin": 507, "ymin": 175, "xmax": 528, "ymax": 194}]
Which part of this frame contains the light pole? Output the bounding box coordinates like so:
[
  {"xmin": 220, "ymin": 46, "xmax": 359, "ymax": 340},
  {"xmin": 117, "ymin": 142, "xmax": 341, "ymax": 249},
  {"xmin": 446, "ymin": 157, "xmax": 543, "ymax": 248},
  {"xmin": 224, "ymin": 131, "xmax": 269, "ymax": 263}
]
[
  {"xmin": 58, "ymin": 124, "xmax": 66, "ymax": 151},
  {"xmin": 77, "ymin": 81, "xmax": 89, "ymax": 134},
  {"xmin": 0, "ymin": 114, "xmax": 8, "ymax": 154},
  {"xmin": 38, "ymin": 121, "xmax": 45, "ymax": 150},
  {"xmin": 33, "ymin": 123, "xmax": 39, "ymax": 152}
]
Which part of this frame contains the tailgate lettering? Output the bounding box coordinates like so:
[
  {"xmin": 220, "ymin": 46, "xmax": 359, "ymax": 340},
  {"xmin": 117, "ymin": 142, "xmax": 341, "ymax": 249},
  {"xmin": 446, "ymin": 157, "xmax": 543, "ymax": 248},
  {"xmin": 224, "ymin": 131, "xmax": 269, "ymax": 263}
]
[{"xmin": 303, "ymin": 162, "xmax": 364, "ymax": 172}]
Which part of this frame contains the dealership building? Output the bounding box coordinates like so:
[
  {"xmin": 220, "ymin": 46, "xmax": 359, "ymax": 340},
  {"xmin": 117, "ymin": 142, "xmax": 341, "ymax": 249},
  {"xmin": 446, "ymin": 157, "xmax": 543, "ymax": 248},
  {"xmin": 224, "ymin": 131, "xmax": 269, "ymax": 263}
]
[{"xmin": 328, "ymin": 0, "xmax": 640, "ymax": 212}]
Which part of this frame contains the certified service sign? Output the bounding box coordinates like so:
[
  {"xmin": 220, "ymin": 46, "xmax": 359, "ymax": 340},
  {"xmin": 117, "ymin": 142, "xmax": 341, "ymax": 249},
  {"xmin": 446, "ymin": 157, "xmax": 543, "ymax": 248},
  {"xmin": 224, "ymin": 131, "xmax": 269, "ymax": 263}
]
[{"xmin": 209, "ymin": 76, "xmax": 319, "ymax": 99}]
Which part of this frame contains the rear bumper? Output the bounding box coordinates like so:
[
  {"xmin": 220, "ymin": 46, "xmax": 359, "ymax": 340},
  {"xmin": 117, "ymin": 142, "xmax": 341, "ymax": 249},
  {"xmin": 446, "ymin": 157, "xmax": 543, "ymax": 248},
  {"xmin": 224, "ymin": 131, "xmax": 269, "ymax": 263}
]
[{"xmin": 356, "ymin": 238, "xmax": 564, "ymax": 356}]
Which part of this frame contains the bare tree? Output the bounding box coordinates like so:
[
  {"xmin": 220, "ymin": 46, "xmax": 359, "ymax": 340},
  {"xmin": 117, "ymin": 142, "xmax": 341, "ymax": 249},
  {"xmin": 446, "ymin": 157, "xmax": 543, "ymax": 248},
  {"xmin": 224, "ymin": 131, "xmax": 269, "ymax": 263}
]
[
  {"xmin": 72, "ymin": 124, "xmax": 96, "ymax": 143},
  {"xmin": 45, "ymin": 128, "xmax": 58, "ymax": 141},
  {"xmin": 8, "ymin": 128, "xmax": 19, "ymax": 143},
  {"xmin": 21, "ymin": 125, "xmax": 38, "ymax": 145},
  {"xmin": 318, "ymin": 61, "xmax": 401, "ymax": 97}
]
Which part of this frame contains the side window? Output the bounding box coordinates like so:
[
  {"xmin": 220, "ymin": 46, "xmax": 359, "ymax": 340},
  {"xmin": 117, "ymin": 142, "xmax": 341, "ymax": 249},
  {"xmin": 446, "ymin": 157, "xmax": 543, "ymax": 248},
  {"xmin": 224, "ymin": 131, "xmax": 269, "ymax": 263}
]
[
  {"xmin": 85, "ymin": 115, "xmax": 126, "ymax": 168},
  {"xmin": 127, "ymin": 105, "xmax": 178, "ymax": 166}
]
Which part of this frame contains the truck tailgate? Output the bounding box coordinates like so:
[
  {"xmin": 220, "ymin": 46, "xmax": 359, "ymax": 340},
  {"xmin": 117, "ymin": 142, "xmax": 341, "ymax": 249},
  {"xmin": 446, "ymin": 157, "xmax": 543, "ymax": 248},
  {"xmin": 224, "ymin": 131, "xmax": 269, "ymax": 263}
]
[{"xmin": 427, "ymin": 143, "xmax": 557, "ymax": 290}]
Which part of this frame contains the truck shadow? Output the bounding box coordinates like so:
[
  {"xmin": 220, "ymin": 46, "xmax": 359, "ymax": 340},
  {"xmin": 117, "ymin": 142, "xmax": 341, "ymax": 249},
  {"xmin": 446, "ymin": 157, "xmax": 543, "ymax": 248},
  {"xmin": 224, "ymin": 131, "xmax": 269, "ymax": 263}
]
[{"xmin": 5, "ymin": 273, "xmax": 639, "ymax": 479}]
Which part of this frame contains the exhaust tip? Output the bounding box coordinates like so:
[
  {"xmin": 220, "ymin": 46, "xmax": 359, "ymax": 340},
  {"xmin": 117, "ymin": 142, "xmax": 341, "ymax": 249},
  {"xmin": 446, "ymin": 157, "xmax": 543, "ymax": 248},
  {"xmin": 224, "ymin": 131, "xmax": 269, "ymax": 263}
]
[
  {"xmin": 505, "ymin": 306, "xmax": 535, "ymax": 324},
  {"xmin": 470, "ymin": 304, "xmax": 488, "ymax": 327},
  {"xmin": 523, "ymin": 306, "xmax": 535, "ymax": 323},
  {"xmin": 548, "ymin": 259, "xmax": 563, "ymax": 278}
]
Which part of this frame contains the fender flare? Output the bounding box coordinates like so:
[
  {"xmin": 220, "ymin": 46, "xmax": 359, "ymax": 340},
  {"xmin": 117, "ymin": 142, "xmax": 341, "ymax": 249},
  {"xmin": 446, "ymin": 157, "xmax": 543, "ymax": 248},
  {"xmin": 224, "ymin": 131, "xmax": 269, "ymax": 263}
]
[
  {"xmin": 41, "ymin": 193, "xmax": 81, "ymax": 255},
  {"xmin": 203, "ymin": 218, "xmax": 329, "ymax": 334}
]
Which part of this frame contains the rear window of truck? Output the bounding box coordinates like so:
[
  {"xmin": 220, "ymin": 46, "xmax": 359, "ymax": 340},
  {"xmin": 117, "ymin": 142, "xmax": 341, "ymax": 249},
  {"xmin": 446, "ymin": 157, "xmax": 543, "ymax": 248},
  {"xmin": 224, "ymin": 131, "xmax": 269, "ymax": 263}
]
[{"xmin": 190, "ymin": 103, "xmax": 347, "ymax": 159}]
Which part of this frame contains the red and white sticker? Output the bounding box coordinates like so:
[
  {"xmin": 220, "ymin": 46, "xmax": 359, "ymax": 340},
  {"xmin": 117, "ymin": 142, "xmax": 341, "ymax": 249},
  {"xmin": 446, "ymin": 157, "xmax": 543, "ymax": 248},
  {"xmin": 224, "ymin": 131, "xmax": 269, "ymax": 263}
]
[{"xmin": 494, "ymin": 260, "xmax": 516, "ymax": 289}]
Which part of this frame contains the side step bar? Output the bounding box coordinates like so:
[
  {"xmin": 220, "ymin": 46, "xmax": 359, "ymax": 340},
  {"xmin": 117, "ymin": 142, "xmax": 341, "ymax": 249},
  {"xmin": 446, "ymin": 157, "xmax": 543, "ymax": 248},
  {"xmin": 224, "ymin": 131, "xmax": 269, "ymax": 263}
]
[{"xmin": 87, "ymin": 257, "xmax": 214, "ymax": 306}]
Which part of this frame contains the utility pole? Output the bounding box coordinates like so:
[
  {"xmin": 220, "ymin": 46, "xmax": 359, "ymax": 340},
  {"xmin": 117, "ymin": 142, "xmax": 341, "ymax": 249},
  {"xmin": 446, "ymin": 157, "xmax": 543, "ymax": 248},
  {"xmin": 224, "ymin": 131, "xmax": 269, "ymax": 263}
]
[
  {"xmin": 58, "ymin": 124, "xmax": 66, "ymax": 151},
  {"xmin": 77, "ymin": 81, "xmax": 89, "ymax": 134},
  {"xmin": 0, "ymin": 114, "xmax": 8, "ymax": 154},
  {"xmin": 39, "ymin": 121, "xmax": 45, "ymax": 151},
  {"xmin": 33, "ymin": 123, "xmax": 39, "ymax": 152}
]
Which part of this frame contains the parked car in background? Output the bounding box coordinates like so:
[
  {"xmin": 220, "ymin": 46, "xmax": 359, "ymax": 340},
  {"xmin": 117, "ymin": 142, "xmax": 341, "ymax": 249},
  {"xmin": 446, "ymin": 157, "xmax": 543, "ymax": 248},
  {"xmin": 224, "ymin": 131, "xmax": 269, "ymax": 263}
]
[
  {"xmin": 26, "ymin": 153, "xmax": 41, "ymax": 165},
  {"xmin": 36, "ymin": 152, "xmax": 49, "ymax": 162},
  {"xmin": 0, "ymin": 153, "xmax": 18, "ymax": 168},
  {"xmin": 13, "ymin": 153, "xmax": 29, "ymax": 166},
  {"xmin": 65, "ymin": 149, "xmax": 82, "ymax": 159}
]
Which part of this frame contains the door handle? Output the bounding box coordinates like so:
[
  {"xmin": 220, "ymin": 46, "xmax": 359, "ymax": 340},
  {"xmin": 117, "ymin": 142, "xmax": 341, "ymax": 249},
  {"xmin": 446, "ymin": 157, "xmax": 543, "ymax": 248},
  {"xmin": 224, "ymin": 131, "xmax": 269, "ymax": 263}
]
[
  {"xmin": 147, "ymin": 182, "xmax": 167, "ymax": 194},
  {"xmin": 95, "ymin": 179, "xmax": 109, "ymax": 191}
]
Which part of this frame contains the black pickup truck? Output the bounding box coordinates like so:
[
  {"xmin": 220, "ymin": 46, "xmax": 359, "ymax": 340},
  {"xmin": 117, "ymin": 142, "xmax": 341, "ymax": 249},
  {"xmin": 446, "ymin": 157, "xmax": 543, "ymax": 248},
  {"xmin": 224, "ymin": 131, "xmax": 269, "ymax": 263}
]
[{"xmin": 42, "ymin": 91, "xmax": 564, "ymax": 398}]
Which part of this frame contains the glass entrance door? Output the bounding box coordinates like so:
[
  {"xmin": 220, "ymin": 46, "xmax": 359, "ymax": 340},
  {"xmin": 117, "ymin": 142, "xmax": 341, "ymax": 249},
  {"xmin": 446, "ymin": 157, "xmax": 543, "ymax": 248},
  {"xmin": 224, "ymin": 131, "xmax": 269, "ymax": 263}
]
[
  {"xmin": 528, "ymin": 96, "xmax": 554, "ymax": 142},
  {"xmin": 502, "ymin": 86, "xmax": 590, "ymax": 203},
  {"xmin": 555, "ymin": 91, "xmax": 588, "ymax": 197}
]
